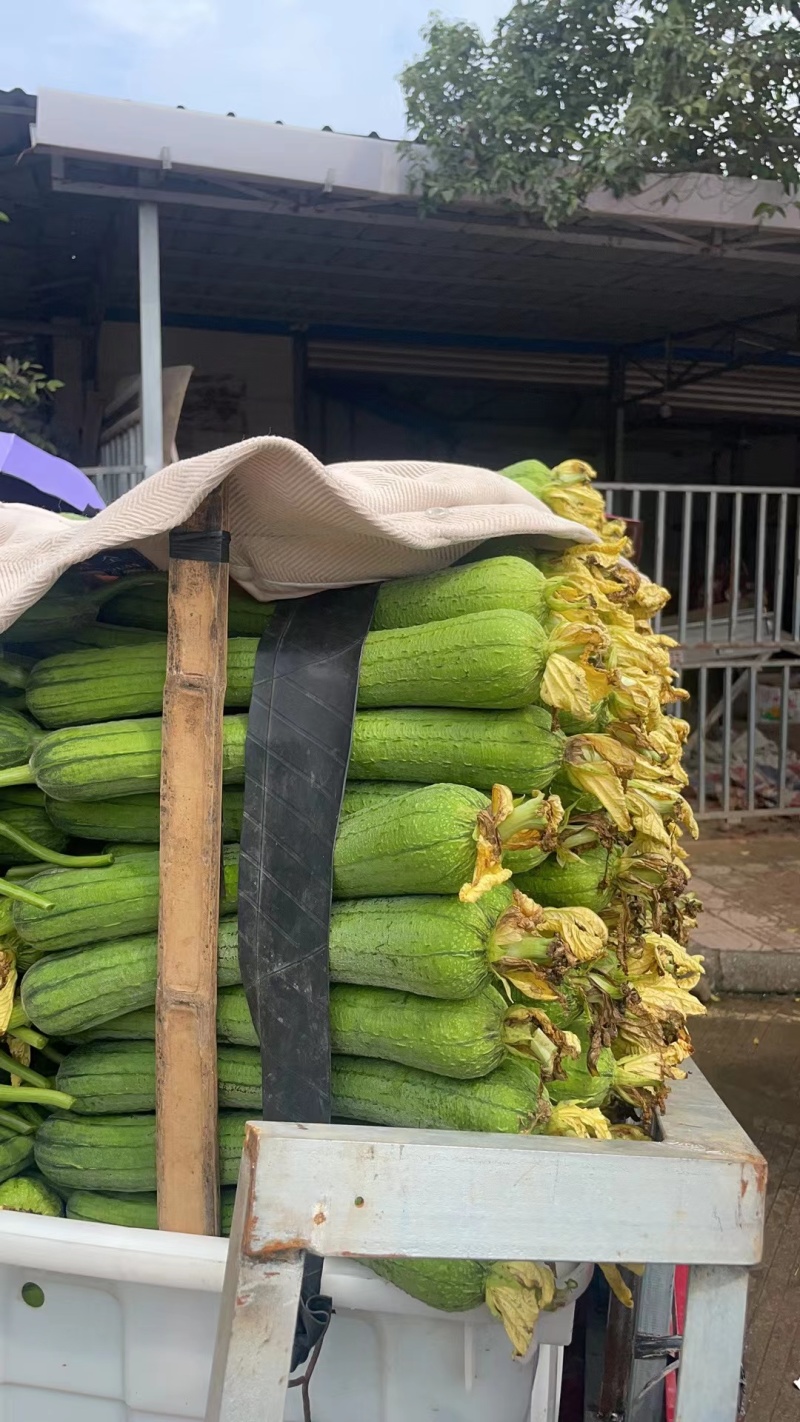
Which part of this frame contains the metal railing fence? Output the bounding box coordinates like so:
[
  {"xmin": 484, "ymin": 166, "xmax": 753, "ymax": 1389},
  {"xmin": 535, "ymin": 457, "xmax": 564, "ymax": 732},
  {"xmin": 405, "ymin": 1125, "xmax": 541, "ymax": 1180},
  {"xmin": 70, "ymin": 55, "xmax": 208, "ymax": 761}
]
[{"xmin": 598, "ymin": 482, "xmax": 800, "ymax": 818}]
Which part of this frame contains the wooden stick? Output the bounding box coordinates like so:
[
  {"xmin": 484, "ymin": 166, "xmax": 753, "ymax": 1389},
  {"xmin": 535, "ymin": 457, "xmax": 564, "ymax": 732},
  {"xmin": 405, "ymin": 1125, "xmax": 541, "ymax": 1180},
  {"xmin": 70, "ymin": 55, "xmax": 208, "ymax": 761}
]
[{"xmin": 156, "ymin": 487, "xmax": 230, "ymax": 1234}]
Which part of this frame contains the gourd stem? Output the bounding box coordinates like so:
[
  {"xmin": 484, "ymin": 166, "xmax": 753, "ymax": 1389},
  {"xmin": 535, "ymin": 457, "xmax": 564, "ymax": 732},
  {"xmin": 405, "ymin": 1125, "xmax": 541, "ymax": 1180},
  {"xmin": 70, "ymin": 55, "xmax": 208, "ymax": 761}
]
[
  {"xmin": 497, "ymin": 796, "xmax": 547, "ymax": 843},
  {"xmin": 0, "ymin": 1084, "xmax": 74, "ymax": 1111},
  {"xmin": 0, "ymin": 879, "xmax": 54, "ymax": 910},
  {"xmin": 0, "ymin": 1046, "xmax": 50, "ymax": 1089},
  {"xmin": 0, "ymin": 766, "xmax": 35, "ymax": 789},
  {"xmin": 0, "ymin": 661, "xmax": 29, "ymax": 690},
  {"xmin": 0, "ymin": 1106, "xmax": 36, "ymax": 1135},
  {"xmin": 9, "ymin": 1025, "xmax": 49, "ymax": 1052},
  {"xmin": 15, "ymin": 1102, "xmax": 45, "ymax": 1127},
  {"xmin": 0, "ymin": 819, "xmax": 112, "ymax": 869},
  {"xmin": 90, "ymin": 572, "xmax": 164, "ymax": 610}
]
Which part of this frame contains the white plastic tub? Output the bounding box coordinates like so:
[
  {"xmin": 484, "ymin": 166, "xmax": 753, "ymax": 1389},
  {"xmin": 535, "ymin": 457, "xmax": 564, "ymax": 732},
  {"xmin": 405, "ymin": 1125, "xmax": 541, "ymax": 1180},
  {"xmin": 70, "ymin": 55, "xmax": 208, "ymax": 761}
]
[{"xmin": 0, "ymin": 1213, "xmax": 592, "ymax": 1422}]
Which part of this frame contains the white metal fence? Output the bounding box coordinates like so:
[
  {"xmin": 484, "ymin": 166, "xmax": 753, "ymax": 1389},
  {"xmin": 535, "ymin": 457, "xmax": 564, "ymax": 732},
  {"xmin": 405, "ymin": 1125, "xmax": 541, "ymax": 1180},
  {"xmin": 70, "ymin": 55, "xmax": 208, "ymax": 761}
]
[{"xmin": 599, "ymin": 482, "xmax": 800, "ymax": 818}]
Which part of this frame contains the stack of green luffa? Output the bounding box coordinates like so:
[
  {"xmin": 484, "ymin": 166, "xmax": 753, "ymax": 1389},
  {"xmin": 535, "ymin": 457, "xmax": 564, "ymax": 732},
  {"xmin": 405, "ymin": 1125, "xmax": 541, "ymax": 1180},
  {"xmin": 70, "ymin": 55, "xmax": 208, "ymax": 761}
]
[{"xmin": 0, "ymin": 457, "xmax": 705, "ymax": 1353}]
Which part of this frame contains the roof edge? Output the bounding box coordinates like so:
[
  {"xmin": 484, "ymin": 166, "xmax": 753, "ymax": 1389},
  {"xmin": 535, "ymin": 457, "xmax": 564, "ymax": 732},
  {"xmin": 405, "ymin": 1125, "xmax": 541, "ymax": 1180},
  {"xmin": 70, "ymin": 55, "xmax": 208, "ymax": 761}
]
[{"xmin": 31, "ymin": 87, "xmax": 800, "ymax": 235}]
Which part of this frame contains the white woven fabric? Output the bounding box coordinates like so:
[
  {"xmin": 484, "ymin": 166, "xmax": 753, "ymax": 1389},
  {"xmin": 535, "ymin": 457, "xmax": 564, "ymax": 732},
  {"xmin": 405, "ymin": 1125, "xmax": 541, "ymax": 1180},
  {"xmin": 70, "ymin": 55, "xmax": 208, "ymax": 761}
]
[{"xmin": 0, "ymin": 437, "xmax": 596, "ymax": 633}]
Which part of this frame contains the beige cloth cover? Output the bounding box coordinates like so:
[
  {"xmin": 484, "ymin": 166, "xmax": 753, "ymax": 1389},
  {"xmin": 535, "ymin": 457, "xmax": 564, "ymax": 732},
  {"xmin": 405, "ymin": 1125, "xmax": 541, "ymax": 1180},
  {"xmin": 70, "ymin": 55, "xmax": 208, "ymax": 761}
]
[{"xmin": 0, "ymin": 437, "xmax": 597, "ymax": 633}]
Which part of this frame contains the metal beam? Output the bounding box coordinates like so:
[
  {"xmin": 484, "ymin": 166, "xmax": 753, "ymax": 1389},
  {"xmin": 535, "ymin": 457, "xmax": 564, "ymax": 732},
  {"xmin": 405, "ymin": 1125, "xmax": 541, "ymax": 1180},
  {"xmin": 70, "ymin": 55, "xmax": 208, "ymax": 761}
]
[
  {"xmin": 50, "ymin": 166, "xmax": 800, "ymax": 267},
  {"xmin": 138, "ymin": 201, "xmax": 164, "ymax": 477}
]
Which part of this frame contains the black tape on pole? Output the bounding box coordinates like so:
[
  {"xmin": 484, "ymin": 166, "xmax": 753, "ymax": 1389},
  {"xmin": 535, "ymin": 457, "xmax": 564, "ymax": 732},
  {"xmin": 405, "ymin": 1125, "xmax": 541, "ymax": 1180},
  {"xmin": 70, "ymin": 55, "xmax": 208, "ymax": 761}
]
[
  {"xmin": 168, "ymin": 529, "xmax": 231, "ymax": 564},
  {"xmin": 238, "ymin": 581, "xmax": 379, "ymax": 1373}
]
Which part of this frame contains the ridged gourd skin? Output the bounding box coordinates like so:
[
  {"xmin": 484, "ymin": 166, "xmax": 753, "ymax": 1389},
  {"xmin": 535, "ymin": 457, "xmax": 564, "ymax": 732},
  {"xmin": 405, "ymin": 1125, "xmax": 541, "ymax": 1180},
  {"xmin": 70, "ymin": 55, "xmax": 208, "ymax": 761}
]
[
  {"xmin": 30, "ymin": 715, "xmax": 248, "ymax": 802},
  {"xmin": 329, "ymin": 982, "xmax": 510, "ymax": 1079},
  {"xmin": 4, "ymin": 584, "xmax": 96, "ymax": 642},
  {"xmin": 332, "ymin": 1055, "xmax": 545, "ymax": 1134},
  {"xmin": 364, "ymin": 1258, "xmax": 488, "ymax": 1312},
  {"xmin": 67, "ymin": 985, "xmax": 259, "ymax": 1047},
  {"xmin": 349, "ymin": 707, "xmax": 564, "ymax": 794},
  {"xmin": 57, "ymin": 1041, "xmax": 262, "ymax": 1114},
  {"xmin": 332, "ymin": 783, "xmax": 489, "ymax": 897},
  {"xmin": 514, "ymin": 844, "xmax": 622, "ymax": 912},
  {"xmin": 29, "ymin": 624, "xmax": 168, "ymax": 657},
  {"xmin": 329, "ymin": 885, "xmax": 514, "ymax": 999},
  {"xmin": 0, "ymin": 1134, "xmax": 35, "ymax": 1184},
  {"xmin": 27, "ymin": 641, "xmax": 258, "ymax": 728},
  {"xmin": 0, "ymin": 707, "xmax": 42, "ymax": 770},
  {"xmin": 24, "ymin": 888, "xmax": 515, "ymax": 1039},
  {"xmin": 66, "ymin": 1187, "xmax": 236, "ymax": 1233},
  {"xmin": 32, "ymin": 703, "xmax": 557, "ymax": 804},
  {"xmin": 0, "ymin": 1176, "xmax": 63, "ymax": 1215},
  {"xmin": 12, "ymin": 847, "xmax": 240, "ymax": 951},
  {"xmin": 0, "ymin": 799, "xmax": 68, "ymax": 865},
  {"xmin": 32, "ymin": 606, "xmax": 557, "ymax": 727},
  {"xmin": 22, "ymin": 921, "xmax": 241, "ymax": 1036},
  {"xmin": 98, "ymin": 574, "xmax": 276, "ymax": 637},
  {"xmin": 371, "ymin": 557, "xmax": 549, "ymax": 631},
  {"xmin": 44, "ymin": 788, "xmax": 244, "ymax": 844},
  {"xmin": 340, "ymin": 782, "xmax": 418, "ymax": 816},
  {"xmin": 34, "ymin": 1111, "xmax": 249, "ymax": 1193},
  {"xmin": 357, "ymin": 610, "xmax": 552, "ymax": 710}
]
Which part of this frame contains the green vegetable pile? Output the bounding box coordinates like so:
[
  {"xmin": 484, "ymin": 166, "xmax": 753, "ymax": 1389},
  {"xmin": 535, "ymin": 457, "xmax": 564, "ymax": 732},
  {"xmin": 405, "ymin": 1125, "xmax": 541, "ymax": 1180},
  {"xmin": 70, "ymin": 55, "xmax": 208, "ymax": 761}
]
[{"xmin": 0, "ymin": 457, "xmax": 704, "ymax": 1351}]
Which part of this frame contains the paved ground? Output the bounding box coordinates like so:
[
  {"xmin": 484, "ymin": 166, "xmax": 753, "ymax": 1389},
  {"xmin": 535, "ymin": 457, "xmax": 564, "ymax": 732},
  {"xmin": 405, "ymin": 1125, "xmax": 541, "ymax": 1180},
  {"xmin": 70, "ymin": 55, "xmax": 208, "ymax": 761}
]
[
  {"xmin": 692, "ymin": 996, "xmax": 800, "ymax": 1421},
  {"xmin": 688, "ymin": 822, "xmax": 800, "ymax": 992}
]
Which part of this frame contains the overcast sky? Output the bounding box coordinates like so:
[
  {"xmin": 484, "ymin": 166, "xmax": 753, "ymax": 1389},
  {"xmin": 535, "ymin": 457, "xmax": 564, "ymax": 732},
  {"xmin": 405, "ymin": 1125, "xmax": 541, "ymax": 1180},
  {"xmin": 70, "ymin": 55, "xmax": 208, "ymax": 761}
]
[{"xmin": 3, "ymin": 0, "xmax": 504, "ymax": 136}]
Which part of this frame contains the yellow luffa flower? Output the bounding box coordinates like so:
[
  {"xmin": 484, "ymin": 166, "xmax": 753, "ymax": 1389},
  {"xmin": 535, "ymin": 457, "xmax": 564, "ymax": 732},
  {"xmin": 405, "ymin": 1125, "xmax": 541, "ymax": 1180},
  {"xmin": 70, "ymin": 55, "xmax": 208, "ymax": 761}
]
[
  {"xmin": 629, "ymin": 932, "xmax": 705, "ymax": 991},
  {"xmin": 0, "ymin": 949, "xmax": 16, "ymax": 1036},
  {"xmin": 546, "ymin": 1103, "xmax": 613, "ymax": 1139}
]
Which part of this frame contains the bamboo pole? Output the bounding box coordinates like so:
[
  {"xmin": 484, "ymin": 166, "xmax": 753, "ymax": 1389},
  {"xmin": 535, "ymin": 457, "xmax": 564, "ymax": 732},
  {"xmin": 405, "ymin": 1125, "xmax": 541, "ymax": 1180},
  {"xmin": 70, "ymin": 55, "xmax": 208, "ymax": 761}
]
[{"xmin": 156, "ymin": 487, "xmax": 230, "ymax": 1234}]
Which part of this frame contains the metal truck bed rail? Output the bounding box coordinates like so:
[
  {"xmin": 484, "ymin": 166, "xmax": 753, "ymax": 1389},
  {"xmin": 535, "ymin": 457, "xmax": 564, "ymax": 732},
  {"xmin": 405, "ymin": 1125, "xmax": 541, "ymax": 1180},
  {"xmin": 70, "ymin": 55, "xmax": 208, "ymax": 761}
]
[{"xmin": 206, "ymin": 1064, "xmax": 765, "ymax": 1422}]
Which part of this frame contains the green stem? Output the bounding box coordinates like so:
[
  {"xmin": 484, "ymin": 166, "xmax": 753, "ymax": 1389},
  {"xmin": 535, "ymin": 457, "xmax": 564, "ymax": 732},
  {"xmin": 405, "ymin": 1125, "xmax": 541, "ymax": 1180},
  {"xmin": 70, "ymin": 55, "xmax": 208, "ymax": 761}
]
[
  {"xmin": 5, "ymin": 864, "xmax": 46, "ymax": 880},
  {"xmin": 35, "ymin": 1043, "xmax": 65, "ymax": 1065},
  {"xmin": 9, "ymin": 1025, "xmax": 49, "ymax": 1051},
  {"xmin": 506, "ymin": 1024, "xmax": 559, "ymax": 1076},
  {"xmin": 0, "ymin": 878, "xmax": 54, "ymax": 910},
  {"xmin": 587, "ymin": 971, "xmax": 624, "ymax": 1000},
  {"xmin": 0, "ymin": 819, "xmax": 112, "ymax": 869},
  {"xmin": 497, "ymin": 795, "xmax": 547, "ymax": 844},
  {"xmin": 15, "ymin": 1102, "xmax": 45, "ymax": 1127},
  {"xmin": 0, "ymin": 1046, "xmax": 50, "ymax": 1089},
  {"xmin": 0, "ymin": 765, "xmax": 36, "ymax": 789},
  {"xmin": 0, "ymin": 1084, "xmax": 74, "ymax": 1111},
  {"xmin": 487, "ymin": 931, "xmax": 553, "ymax": 965},
  {"xmin": 0, "ymin": 1106, "xmax": 36, "ymax": 1134},
  {"xmin": 90, "ymin": 572, "xmax": 164, "ymax": 610},
  {"xmin": 0, "ymin": 660, "xmax": 29, "ymax": 690}
]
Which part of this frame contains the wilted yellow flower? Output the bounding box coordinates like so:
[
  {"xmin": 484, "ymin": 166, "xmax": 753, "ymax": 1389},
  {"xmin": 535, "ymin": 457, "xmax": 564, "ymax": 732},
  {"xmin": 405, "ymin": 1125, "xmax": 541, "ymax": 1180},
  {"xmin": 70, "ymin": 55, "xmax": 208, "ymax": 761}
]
[{"xmin": 546, "ymin": 1103, "xmax": 613, "ymax": 1139}]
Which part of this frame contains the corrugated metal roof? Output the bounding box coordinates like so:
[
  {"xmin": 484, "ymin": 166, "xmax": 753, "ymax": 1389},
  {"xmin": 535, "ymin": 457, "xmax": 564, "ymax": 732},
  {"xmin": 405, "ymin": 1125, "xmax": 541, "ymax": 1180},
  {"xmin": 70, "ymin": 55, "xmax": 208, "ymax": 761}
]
[
  {"xmin": 308, "ymin": 340, "xmax": 800, "ymax": 418},
  {"xmin": 3, "ymin": 83, "xmax": 800, "ymax": 419}
]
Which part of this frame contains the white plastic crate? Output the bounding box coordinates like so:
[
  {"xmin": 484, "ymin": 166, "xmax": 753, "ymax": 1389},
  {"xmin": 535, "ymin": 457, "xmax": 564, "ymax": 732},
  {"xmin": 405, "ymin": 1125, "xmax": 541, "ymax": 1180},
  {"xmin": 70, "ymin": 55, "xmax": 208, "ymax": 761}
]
[{"xmin": 0, "ymin": 1213, "xmax": 591, "ymax": 1422}]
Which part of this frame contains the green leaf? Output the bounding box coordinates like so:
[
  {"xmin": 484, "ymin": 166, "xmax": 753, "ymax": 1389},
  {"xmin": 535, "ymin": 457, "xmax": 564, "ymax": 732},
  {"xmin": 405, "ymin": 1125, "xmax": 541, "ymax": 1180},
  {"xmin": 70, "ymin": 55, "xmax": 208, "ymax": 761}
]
[{"xmin": 398, "ymin": 0, "xmax": 800, "ymax": 225}]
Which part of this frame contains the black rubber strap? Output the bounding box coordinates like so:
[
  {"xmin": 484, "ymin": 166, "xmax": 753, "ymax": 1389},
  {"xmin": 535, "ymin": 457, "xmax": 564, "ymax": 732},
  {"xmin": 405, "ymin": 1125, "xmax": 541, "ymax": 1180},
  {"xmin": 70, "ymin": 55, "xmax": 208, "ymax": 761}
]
[
  {"xmin": 168, "ymin": 529, "xmax": 231, "ymax": 564},
  {"xmin": 238, "ymin": 581, "xmax": 379, "ymax": 1372}
]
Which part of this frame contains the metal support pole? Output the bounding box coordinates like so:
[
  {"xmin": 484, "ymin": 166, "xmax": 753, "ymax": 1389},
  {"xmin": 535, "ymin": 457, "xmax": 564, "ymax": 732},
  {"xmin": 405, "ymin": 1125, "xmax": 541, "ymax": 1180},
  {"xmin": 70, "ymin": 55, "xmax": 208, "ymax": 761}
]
[
  {"xmin": 138, "ymin": 201, "xmax": 164, "ymax": 477},
  {"xmin": 605, "ymin": 354, "xmax": 626, "ymax": 481},
  {"xmin": 627, "ymin": 1265, "xmax": 675, "ymax": 1422},
  {"xmin": 674, "ymin": 1265, "xmax": 748, "ymax": 1422}
]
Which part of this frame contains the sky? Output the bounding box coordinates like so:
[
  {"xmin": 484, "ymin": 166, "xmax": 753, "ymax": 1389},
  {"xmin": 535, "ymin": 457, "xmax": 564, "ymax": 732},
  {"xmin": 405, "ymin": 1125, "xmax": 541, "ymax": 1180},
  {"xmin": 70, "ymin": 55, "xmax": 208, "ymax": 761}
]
[{"xmin": 2, "ymin": 0, "xmax": 505, "ymax": 137}]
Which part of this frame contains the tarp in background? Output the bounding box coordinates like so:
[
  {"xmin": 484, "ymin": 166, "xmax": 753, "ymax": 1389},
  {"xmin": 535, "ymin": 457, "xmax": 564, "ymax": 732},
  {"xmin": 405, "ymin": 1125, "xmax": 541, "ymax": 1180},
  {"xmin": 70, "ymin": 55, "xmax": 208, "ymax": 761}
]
[{"xmin": 0, "ymin": 436, "xmax": 596, "ymax": 633}]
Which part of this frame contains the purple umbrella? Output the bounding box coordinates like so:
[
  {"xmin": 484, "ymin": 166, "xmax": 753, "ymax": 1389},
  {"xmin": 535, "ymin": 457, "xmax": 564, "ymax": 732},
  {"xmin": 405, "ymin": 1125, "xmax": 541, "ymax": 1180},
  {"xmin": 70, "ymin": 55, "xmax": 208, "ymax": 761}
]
[{"xmin": 0, "ymin": 433, "xmax": 105, "ymax": 514}]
